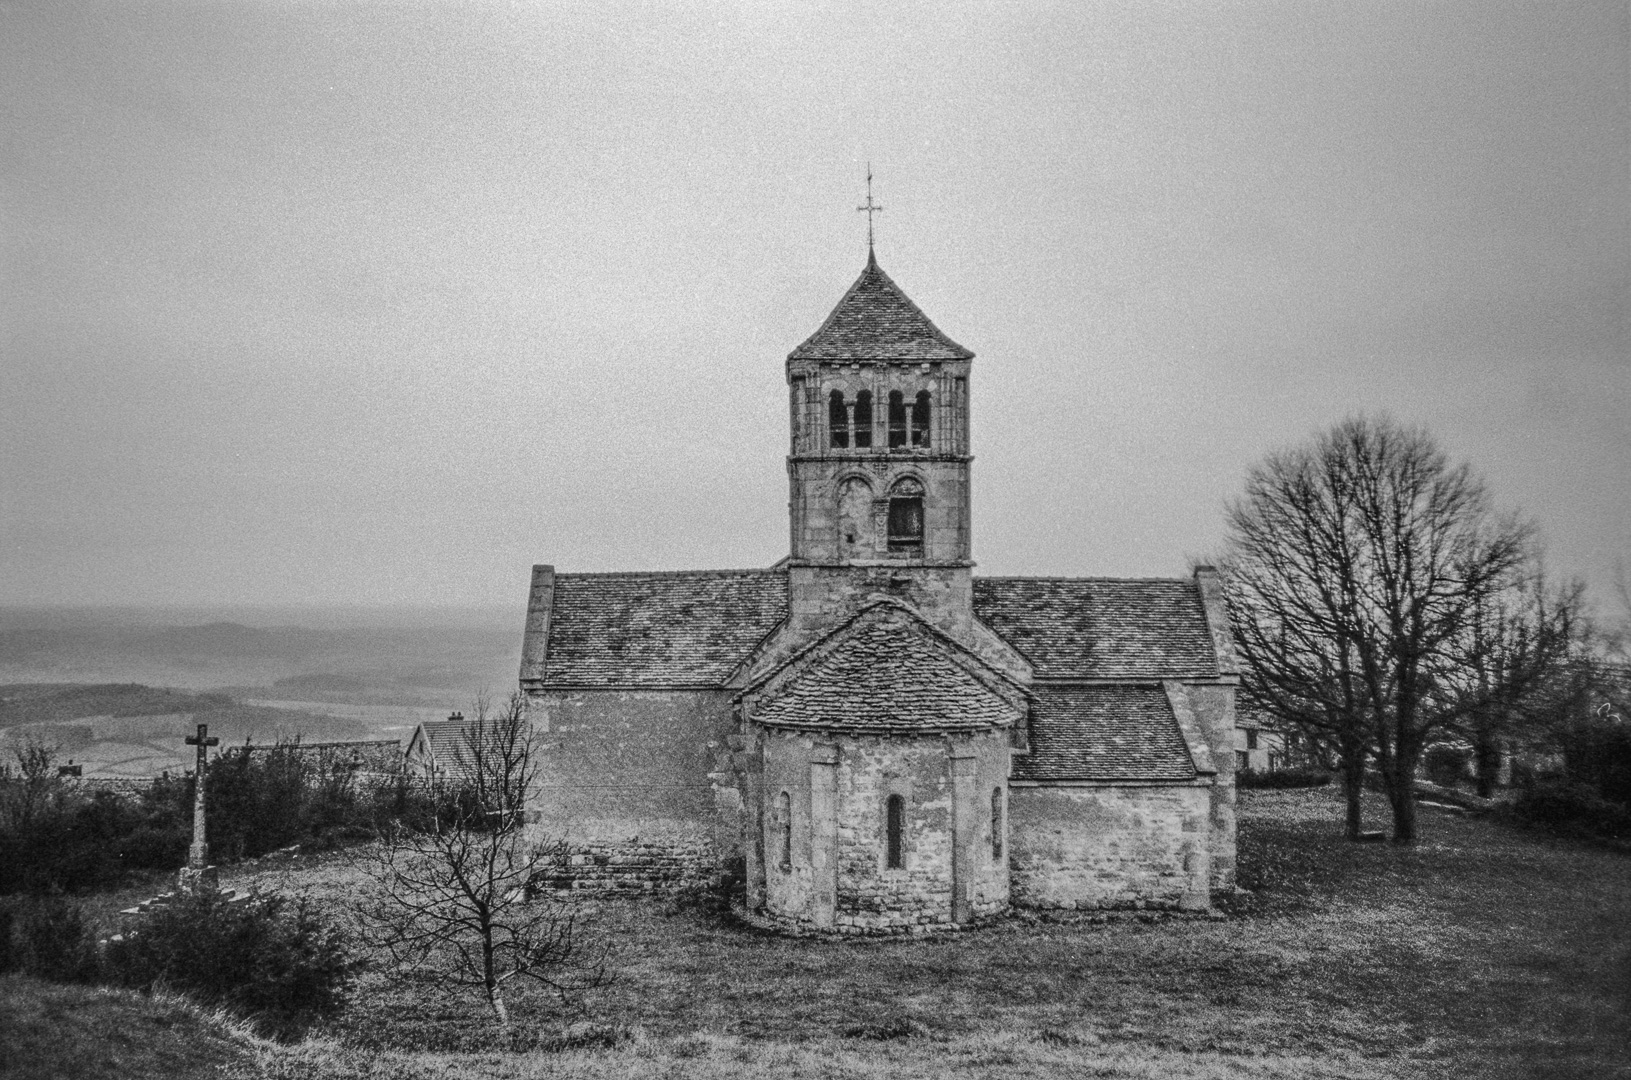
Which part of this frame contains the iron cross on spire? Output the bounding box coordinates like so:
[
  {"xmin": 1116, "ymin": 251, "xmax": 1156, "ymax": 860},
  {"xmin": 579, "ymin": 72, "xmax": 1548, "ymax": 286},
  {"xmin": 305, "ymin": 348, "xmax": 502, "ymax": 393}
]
[{"xmin": 857, "ymin": 164, "xmax": 883, "ymax": 253}]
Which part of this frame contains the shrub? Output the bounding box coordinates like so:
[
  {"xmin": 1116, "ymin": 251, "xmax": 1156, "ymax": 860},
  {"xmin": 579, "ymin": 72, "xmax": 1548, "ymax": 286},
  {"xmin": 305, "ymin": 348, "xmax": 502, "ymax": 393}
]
[
  {"xmin": 1557, "ymin": 718, "xmax": 1631, "ymax": 807},
  {"xmin": 0, "ymin": 895, "xmax": 101, "ymax": 983},
  {"xmin": 1423, "ymin": 745, "xmax": 1471, "ymax": 788},
  {"xmin": 106, "ymin": 889, "xmax": 354, "ymax": 1039},
  {"xmin": 1238, "ymin": 767, "xmax": 1333, "ymax": 790},
  {"xmin": 1502, "ymin": 778, "xmax": 1631, "ymax": 844}
]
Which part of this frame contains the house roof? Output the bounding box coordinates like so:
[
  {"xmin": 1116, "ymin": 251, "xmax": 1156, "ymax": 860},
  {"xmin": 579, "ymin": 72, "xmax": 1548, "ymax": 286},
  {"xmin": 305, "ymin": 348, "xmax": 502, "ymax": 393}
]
[
  {"xmin": 745, "ymin": 602, "xmax": 1022, "ymax": 733},
  {"xmin": 529, "ymin": 569, "xmax": 788, "ymax": 686},
  {"xmin": 973, "ymin": 577, "xmax": 1220, "ymax": 680},
  {"xmin": 410, "ymin": 717, "xmax": 478, "ymax": 778},
  {"xmin": 788, "ymin": 252, "xmax": 974, "ymax": 363},
  {"xmin": 1015, "ymin": 686, "xmax": 1198, "ymax": 782}
]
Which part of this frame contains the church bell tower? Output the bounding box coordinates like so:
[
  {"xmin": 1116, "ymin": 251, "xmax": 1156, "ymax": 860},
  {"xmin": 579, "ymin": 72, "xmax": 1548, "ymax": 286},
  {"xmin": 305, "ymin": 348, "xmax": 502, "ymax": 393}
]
[{"xmin": 784, "ymin": 246, "xmax": 976, "ymax": 641}]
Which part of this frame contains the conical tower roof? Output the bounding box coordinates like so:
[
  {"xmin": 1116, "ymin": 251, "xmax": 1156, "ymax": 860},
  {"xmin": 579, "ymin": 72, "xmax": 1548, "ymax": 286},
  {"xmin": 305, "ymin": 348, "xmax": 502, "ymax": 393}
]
[{"xmin": 789, "ymin": 252, "xmax": 974, "ymax": 362}]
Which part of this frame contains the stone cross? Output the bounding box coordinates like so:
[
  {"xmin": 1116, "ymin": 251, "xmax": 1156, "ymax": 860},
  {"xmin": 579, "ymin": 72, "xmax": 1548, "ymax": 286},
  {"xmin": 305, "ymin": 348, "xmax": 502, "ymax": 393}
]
[{"xmin": 184, "ymin": 723, "xmax": 219, "ymax": 870}]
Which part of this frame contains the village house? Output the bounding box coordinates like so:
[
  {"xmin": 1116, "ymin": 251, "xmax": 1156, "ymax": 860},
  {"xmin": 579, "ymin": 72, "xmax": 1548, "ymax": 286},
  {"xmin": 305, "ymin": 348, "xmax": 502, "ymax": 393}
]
[
  {"xmin": 402, "ymin": 712, "xmax": 483, "ymax": 782},
  {"xmin": 518, "ymin": 248, "xmax": 1240, "ymax": 933},
  {"xmin": 1234, "ymin": 713, "xmax": 1287, "ymax": 774}
]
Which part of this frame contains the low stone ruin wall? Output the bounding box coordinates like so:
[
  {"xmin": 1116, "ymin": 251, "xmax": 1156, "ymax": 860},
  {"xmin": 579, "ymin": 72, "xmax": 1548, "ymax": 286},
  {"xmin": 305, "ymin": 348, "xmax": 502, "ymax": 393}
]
[{"xmin": 532, "ymin": 839, "xmax": 718, "ymax": 894}]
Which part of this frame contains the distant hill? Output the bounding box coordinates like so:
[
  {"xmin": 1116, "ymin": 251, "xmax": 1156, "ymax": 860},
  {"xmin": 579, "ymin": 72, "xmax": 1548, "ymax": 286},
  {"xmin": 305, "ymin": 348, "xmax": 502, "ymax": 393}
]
[
  {"xmin": 0, "ymin": 683, "xmax": 233, "ymax": 729},
  {"xmin": 0, "ymin": 607, "xmax": 522, "ymax": 705},
  {"xmin": 0, "ymin": 683, "xmax": 382, "ymax": 778}
]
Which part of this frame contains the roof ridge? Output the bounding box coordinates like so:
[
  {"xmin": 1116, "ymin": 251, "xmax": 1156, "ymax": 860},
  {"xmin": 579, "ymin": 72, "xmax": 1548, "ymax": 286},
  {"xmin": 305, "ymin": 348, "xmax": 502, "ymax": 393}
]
[
  {"xmin": 553, "ymin": 567, "xmax": 787, "ymax": 580},
  {"xmin": 975, "ymin": 574, "xmax": 1195, "ymax": 585},
  {"xmin": 740, "ymin": 597, "xmax": 1025, "ymax": 701}
]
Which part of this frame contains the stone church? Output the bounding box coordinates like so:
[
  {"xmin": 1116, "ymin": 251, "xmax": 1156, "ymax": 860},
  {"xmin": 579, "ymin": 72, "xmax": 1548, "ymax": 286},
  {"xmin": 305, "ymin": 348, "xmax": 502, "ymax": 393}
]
[{"xmin": 520, "ymin": 249, "xmax": 1238, "ymax": 933}]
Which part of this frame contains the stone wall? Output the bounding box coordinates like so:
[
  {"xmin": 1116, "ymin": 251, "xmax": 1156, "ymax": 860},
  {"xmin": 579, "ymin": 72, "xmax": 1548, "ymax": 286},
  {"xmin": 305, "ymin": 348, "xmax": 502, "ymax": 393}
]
[
  {"xmin": 525, "ymin": 688, "xmax": 739, "ymax": 890},
  {"xmin": 531, "ymin": 836, "xmax": 716, "ymax": 894},
  {"xmin": 1182, "ymin": 682, "xmax": 1238, "ymax": 891},
  {"xmin": 1007, "ymin": 782, "xmax": 1212, "ymax": 910},
  {"xmin": 241, "ymin": 738, "xmax": 401, "ymax": 777},
  {"xmin": 755, "ymin": 727, "xmax": 1010, "ymax": 934}
]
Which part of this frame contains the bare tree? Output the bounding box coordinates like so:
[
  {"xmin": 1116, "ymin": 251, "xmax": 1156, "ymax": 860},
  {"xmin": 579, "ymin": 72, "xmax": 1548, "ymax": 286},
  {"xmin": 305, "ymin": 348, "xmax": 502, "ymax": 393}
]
[
  {"xmin": 0, "ymin": 737, "xmax": 65, "ymax": 834},
  {"xmin": 1225, "ymin": 416, "xmax": 1574, "ymax": 842},
  {"xmin": 1443, "ymin": 568, "xmax": 1583, "ymax": 798},
  {"xmin": 1225, "ymin": 427, "xmax": 1382, "ymax": 839},
  {"xmin": 355, "ymin": 691, "xmax": 606, "ymax": 1027}
]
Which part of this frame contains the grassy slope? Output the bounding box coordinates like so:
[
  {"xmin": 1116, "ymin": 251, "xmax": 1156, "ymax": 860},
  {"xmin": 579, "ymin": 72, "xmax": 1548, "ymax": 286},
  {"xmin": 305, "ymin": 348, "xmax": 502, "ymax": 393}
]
[
  {"xmin": 0, "ymin": 975, "xmax": 262, "ymax": 1080},
  {"xmin": 16, "ymin": 787, "xmax": 1629, "ymax": 1079},
  {"xmin": 239, "ymin": 786, "xmax": 1631, "ymax": 1078}
]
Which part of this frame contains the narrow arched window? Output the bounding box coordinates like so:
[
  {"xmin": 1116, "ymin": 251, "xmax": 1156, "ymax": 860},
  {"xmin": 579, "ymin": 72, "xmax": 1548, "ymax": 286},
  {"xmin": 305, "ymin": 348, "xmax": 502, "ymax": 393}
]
[
  {"xmin": 828, "ymin": 391, "xmax": 849, "ymax": 449},
  {"xmin": 887, "ymin": 390, "xmax": 907, "ymax": 448},
  {"xmin": 853, "ymin": 390, "xmax": 873, "ymax": 448},
  {"xmin": 777, "ymin": 791, "xmax": 792, "ymax": 870},
  {"xmin": 991, "ymin": 787, "xmax": 1004, "ymax": 860},
  {"xmin": 911, "ymin": 391, "xmax": 931, "ymax": 447},
  {"xmin": 885, "ymin": 794, "xmax": 905, "ymax": 869}
]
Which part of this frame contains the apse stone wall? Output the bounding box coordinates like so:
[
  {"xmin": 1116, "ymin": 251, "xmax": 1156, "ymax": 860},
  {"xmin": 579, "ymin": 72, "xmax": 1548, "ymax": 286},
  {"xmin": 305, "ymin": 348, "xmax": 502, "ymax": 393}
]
[{"xmin": 757, "ymin": 727, "xmax": 1010, "ymax": 934}]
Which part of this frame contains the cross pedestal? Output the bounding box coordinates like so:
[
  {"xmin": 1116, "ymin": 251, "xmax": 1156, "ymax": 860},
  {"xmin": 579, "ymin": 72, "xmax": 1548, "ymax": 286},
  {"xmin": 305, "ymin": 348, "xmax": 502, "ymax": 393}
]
[{"xmin": 179, "ymin": 723, "xmax": 220, "ymax": 894}]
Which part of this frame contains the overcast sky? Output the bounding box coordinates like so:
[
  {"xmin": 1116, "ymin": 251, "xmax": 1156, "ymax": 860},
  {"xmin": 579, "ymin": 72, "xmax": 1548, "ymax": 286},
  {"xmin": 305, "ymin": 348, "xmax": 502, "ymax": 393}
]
[{"xmin": 2, "ymin": 0, "xmax": 1626, "ymax": 614}]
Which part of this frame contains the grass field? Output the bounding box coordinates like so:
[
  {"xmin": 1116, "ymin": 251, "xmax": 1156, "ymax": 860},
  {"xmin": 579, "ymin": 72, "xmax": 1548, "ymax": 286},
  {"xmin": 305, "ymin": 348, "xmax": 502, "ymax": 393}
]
[{"xmin": 32, "ymin": 786, "xmax": 1631, "ymax": 1078}]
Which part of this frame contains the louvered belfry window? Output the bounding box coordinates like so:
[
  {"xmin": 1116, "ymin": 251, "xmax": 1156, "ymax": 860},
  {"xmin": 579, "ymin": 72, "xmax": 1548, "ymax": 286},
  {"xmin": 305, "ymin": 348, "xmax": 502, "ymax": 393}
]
[{"xmin": 887, "ymin": 497, "xmax": 923, "ymax": 553}]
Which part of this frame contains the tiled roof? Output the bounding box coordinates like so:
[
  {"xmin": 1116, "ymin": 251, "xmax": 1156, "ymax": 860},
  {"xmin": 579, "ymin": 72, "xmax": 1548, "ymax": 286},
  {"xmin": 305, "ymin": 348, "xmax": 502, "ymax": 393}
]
[
  {"xmin": 788, "ymin": 253, "xmax": 974, "ymax": 362},
  {"xmin": 414, "ymin": 717, "xmax": 479, "ymax": 779},
  {"xmin": 1015, "ymin": 686, "xmax": 1197, "ymax": 782},
  {"xmin": 748, "ymin": 603, "xmax": 1021, "ymax": 733},
  {"xmin": 534, "ymin": 569, "xmax": 787, "ymax": 686},
  {"xmin": 973, "ymin": 577, "xmax": 1219, "ymax": 680}
]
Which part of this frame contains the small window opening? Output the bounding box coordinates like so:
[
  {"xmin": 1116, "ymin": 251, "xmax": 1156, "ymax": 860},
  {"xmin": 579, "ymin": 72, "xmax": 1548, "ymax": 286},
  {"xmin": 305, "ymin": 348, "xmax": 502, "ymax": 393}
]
[
  {"xmin": 853, "ymin": 390, "xmax": 873, "ymax": 448},
  {"xmin": 828, "ymin": 391, "xmax": 849, "ymax": 449},
  {"xmin": 991, "ymin": 787, "xmax": 1004, "ymax": 860},
  {"xmin": 885, "ymin": 794, "xmax": 905, "ymax": 869},
  {"xmin": 887, "ymin": 497, "xmax": 923, "ymax": 553},
  {"xmin": 777, "ymin": 791, "xmax": 792, "ymax": 871},
  {"xmin": 1245, "ymin": 729, "xmax": 1258, "ymax": 750},
  {"xmin": 911, "ymin": 391, "xmax": 931, "ymax": 447},
  {"xmin": 887, "ymin": 391, "xmax": 907, "ymax": 448}
]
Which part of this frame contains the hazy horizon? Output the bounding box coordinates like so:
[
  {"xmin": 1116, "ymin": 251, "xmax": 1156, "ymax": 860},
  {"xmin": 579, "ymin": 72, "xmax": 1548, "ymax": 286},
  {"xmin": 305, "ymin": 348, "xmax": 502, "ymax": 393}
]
[{"xmin": 4, "ymin": 1, "xmax": 1626, "ymax": 613}]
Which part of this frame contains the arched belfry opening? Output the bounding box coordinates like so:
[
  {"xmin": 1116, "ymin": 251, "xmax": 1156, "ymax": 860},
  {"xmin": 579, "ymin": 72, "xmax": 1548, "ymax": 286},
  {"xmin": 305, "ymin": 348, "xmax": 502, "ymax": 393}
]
[
  {"xmin": 853, "ymin": 390, "xmax": 873, "ymax": 448},
  {"xmin": 912, "ymin": 390, "xmax": 931, "ymax": 447},
  {"xmin": 828, "ymin": 390, "xmax": 849, "ymax": 449},
  {"xmin": 887, "ymin": 390, "xmax": 907, "ymax": 448}
]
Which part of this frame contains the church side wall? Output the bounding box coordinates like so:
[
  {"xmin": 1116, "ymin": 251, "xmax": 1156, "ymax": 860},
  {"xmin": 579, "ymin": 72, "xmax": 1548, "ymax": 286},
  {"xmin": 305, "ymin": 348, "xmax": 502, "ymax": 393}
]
[
  {"xmin": 1007, "ymin": 783, "xmax": 1212, "ymax": 910},
  {"xmin": 526, "ymin": 688, "xmax": 738, "ymax": 893}
]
